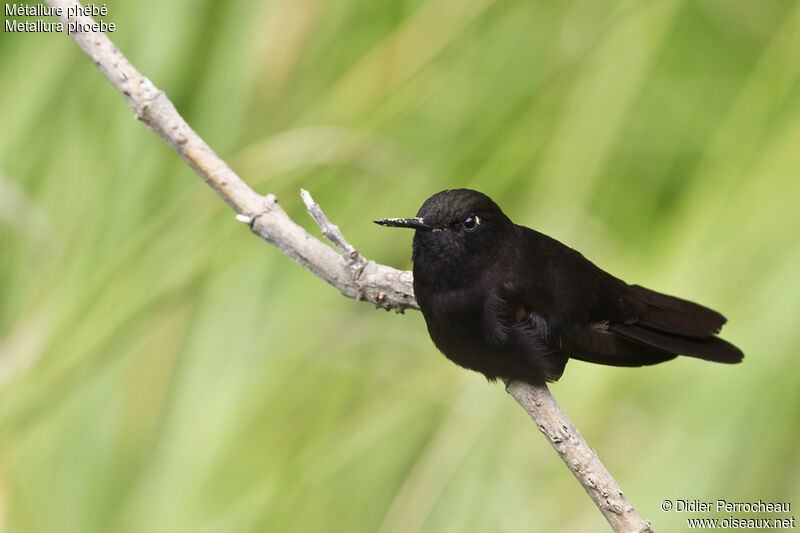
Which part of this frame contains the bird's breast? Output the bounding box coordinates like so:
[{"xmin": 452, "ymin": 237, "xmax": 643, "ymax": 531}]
[{"xmin": 413, "ymin": 275, "xmax": 503, "ymax": 367}]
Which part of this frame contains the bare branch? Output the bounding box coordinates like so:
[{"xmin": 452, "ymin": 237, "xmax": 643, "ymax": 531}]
[
  {"xmin": 44, "ymin": 0, "xmax": 415, "ymax": 312},
  {"xmin": 46, "ymin": 2, "xmax": 654, "ymax": 530},
  {"xmin": 506, "ymin": 381, "xmax": 653, "ymax": 533}
]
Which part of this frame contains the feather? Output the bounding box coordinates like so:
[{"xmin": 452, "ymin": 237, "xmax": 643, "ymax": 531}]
[
  {"xmin": 609, "ymin": 323, "xmax": 743, "ymax": 364},
  {"xmin": 566, "ymin": 324, "xmax": 678, "ymax": 367},
  {"xmin": 629, "ymin": 284, "xmax": 726, "ymax": 337}
]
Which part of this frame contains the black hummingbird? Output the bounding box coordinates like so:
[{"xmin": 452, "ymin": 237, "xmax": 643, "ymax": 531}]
[{"xmin": 375, "ymin": 189, "xmax": 743, "ymax": 385}]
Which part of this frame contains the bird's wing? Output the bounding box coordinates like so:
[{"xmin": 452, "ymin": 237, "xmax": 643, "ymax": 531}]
[
  {"xmin": 504, "ymin": 228, "xmax": 743, "ymax": 367},
  {"xmin": 490, "ymin": 283, "xmax": 681, "ymax": 368},
  {"xmin": 603, "ymin": 284, "xmax": 743, "ymax": 364},
  {"xmin": 563, "ymin": 322, "xmax": 680, "ymax": 367},
  {"xmin": 562, "ymin": 279, "xmax": 743, "ymax": 367}
]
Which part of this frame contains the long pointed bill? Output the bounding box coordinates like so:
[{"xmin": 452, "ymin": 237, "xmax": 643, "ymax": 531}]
[{"xmin": 373, "ymin": 217, "xmax": 432, "ymax": 231}]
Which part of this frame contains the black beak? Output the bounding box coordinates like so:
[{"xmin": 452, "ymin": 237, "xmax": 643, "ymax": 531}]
[{"xmin": 373, "ymin": 217, "xmax": 432, "ymax": 231}]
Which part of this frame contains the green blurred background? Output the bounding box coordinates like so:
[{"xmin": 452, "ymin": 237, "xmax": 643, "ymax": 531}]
[{"xmin": 1, "ymin": 0, "xmax": 799, "ymax": 531}]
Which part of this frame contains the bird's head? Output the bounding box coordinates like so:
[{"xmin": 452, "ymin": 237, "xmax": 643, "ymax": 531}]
[{"xmin": 375, "ymin": 189, "xmax": 513, "ymax": 282}]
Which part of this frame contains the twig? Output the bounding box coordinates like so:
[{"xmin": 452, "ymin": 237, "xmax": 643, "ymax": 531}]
[
  {"xmin": 46, "ymin": 2, "xmax": 653, "ymax": 530},
  {"xmin": 300, "ymin": 189, "xmax": 369, "ymax": 283}
]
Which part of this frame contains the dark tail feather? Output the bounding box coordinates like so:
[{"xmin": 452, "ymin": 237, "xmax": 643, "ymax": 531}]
[
  {"xmin": 569, "ymin": 284, "xmax": 743, "ymax": 367},
  {"xmin": 566, "ymin": 327, "xmax": 678, "ymax": 367},
  {"xmin": 610, "ymin": 323, "xmax": 744, "ymax": 364},
  {"xmin": 630, "ymin": 284, "xmax": 727, "ymax": 338}
]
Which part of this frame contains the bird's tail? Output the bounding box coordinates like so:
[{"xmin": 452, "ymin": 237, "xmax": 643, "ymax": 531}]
[
  {"xmin": 610, "ymin": 285, "xmax": 743, "ymax": 364},
  {"xmin": 568, "ymin": 285, "xmax": 743, "ymax": 367}
]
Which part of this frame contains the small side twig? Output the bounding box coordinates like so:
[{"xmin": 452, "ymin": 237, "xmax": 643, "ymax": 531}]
[{"xmin": 301, "ymin": 189, "xmax": 368, "ymax": 282}]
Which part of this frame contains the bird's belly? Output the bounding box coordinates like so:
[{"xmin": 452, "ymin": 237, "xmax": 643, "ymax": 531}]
[
  {"xmin": 417, "ymin": 287, "xmax": 485, "ymax": 358},
  {"xmin": 416, "ymin": 285, "xmax": 566, "ymax": 384},
  {"xmin": 426, "ymin": 314, "xmax": 505, "ymax": 380}
]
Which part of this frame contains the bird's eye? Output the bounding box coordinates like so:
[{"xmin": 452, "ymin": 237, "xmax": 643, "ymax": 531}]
[{"xmin": 463, "ymin": 215, "xmax": 478, "ymax": 232}]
